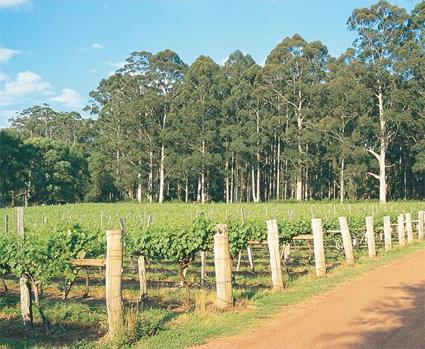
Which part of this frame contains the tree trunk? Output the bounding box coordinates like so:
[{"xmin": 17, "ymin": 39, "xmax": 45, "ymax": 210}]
[
  {"xmin": 340, "ymin": 158, "xmax": 345, "ymax": 204},
  {"xmin": 225, "ymin": 160, "xmax": 230, "ymax": 203},
  {"xmin": 137, "ymin": 173, "xmax": 142, "ymax": 203},
  {"xmin": 158, "ymin": 144, "xmax": 165, "ymax": 203},
  {"xmin": 378, "ymin": 89, "xmax": 387, "ymax": 204},
  {"xmin": 148, "ymin": 149, "xmax": 153, "ymax": 203}
]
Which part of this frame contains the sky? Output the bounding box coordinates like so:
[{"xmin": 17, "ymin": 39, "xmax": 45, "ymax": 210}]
[{"xmin": 0, "ymin": 0, "xmax": 421, "ymax": 128}]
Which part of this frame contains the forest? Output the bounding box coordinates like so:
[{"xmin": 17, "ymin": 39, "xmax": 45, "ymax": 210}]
[{"xmin": 1, "ymin": 0, "xmax": 424, "ymax": 206}]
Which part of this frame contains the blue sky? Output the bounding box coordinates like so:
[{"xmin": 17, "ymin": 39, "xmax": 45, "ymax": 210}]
[{"xmin": 0, "ymin": 0, "xmax": 420, "ymax": 128}]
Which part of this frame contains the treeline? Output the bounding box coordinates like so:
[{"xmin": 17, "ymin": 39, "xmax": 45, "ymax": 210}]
[{"xmin": 1, "ymin": 0, "xmax": 425, "ymax": 206}]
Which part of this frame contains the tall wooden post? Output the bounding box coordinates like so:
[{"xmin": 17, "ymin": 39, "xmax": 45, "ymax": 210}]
[
  {"xmin": 106, "ymin": 229, "xmax": 123, "ymax": 337},
  {"xmin": 17, "ymin": 207, "xmax": 24, "ymax": 236},
  {"xmin": 405, "ymin": 213, "xmax": 413, "ymax": 244},
  {"xmin": 138, "ymin": 255, "xmax": 147, "ymax": 299},
  {"xmin": 418, "ymin": 211, "xmax": 424, "ymax": 240},
  {"xmin": 214, "ymin": 224, "xmax": 233, "ymax": 309},
  {"xmin": 397, "ymin": 214, "xmax": 406, "ymax": 246},
  {"xmin": 311, "ymin": 218, "xmax": 326, "ymax": 276},
  {"xmin": 383, "ymin": 216, "xmax": 392, "ymax": 252},
  {"xmin": 200, "ymin": 251, "xmax": 207, "ymax": 285},
  {"xmin": 247, "ymin": 245, "xmax": 255, "ymax": 271},
  {"xmin": 266, "ymin": 219, "xmax": 284, "ymax": 289},
  {"xmin": 16, "ymin": 207, "xmax": 32, "ymax": 326},
  {"xmin": 338, "ymin": 217, "xmax": 354, "ymax": 265},
  {"xmin": 365, "ymin": 216, "xmax": 376, "ymax": 258}
]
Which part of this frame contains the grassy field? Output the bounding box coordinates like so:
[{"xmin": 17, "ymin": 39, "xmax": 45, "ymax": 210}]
[
  {"xmin": 0, "ymin": 201, "xmax": 424, "ymax": 348},
  {"xmin": 0, "ymin": 201, "xmax": 423, "ymax": 234}
]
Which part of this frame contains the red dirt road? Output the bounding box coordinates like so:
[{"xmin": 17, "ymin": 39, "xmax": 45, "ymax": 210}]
[{"xmin": 193, "ymin": 249, "xmax": 425, "ymax": 349}]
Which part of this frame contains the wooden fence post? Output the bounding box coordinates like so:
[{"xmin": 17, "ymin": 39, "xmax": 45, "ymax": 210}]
[
  {"xmin": 418, "ymin": 211, "xmax": 425, "ymax": 240},
  {"xmin": 106, "ymin": 229, "xmax": 123, "ymax": 337},
  {"xmin": 405, "ymin": 213, "xmax": 413, "ymax": 244},
  {"xmin": 365, "ymin": 216, "xmax": 376, "ymax": 258},
  {"xmin": 311, "ymin": 218, "xmax": 326, "ymax": 276},
  {"xmin": 247, "ymin": 245, "xmax": 255, "ymax": 271},
  {"xmin": 266, "ymin": 219, "xmax": 284, "ymax": 289},
  {"xmin": 214, "ymin": 224, "xmax": 233, "ymax": 309},
  {"xmin": 338, "ymin": 217, "xmax": 354, "ymax": 265},
  {"xmin": 17, "ymin": 207, "xmax": 24, "ymax": 236},
  {"xmin": 200, "ymin": 251, "xmax": 207, "ymax": 285},
  {"xmin": 138, "ymin": 255, "xmax": 147, "ymax": 299},
  {"xmin": 383, "ymin": 216, "xmax": 392, "ymax": 252},
  {"xmin": 397, "ymin": 214, "xmax": 406, "ymax": 246},
  {"xmin": 16, "ymin": 207, "xmax": 32, "ymax": 326}
]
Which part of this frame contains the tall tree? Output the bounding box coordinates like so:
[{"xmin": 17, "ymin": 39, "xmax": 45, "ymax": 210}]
[
  {"xmin": 264, "ymin": 34, "xmax": 329, "ymax": 201},
  {"xmin": 348, "ymin": 0, "xmax": 410, "ymax": 203}
]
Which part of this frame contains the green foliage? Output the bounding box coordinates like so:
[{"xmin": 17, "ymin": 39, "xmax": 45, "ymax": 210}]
[{"xmin": 131, "ymin": 215, "xmax": 215, "ymax": 263}]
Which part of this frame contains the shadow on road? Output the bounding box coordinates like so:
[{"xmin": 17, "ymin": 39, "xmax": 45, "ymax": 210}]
[{"xmin": 317, "ymin": 281, "xmax": 425, "ymax": 349}]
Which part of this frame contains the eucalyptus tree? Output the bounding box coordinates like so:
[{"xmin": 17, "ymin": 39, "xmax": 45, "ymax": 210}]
[
  {"xmin": 10, "ymin": 105, "xmax": 93, "ymax": 147},
  {"xmin": 348, "ymin": 0, "xmax": 411, "ymax": 203},
  {"xmin": 319, "ymin": 50, "xmax": 372, "ymax": 202},
  {"xmin": 221, "ymin": 50, "xmax": 265, "ymax": 203},
  {"xmin": 169, "ymin": 56, "xmax": 222, "ymax": 203},
  {"xmin": 86, "ymin": 73, "xmax": 137, "ymax": 197},
  {"xmin": 409, "ymin": 2, "xmax": 425, "ymax": 193},
  {"xmin": 264, "ymin": 34, "xmax": 329, "ymax": 201},
  {"xmin": 118, "ymin": 50, "xmax": 187, "ymax": 203}
]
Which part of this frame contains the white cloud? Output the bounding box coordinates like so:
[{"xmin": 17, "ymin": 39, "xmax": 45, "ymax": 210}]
[
  {"xmin": 91, "ymin": 43, "xmax": 103, "ymax": 49},
  {"xmin": 0, "ymin": 71, "xmax": 52, "ymax": 106},
  {"xmin": 0, "ymin": 0, "xmax": 29, "ymax": 8},
  {"xmin": 0, "ymin": 47, "xmax": 20, "ymax": 62},
  {"xmin": 50, "ymin": 88, "xmax": 82, "ymax": 108},
  {"xmin": 0, "ymin": 71, "xmax": 9, "ymax": 81}
]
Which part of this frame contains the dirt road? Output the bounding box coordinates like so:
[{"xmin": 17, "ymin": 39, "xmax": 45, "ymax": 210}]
[{"xmin": 193, "ymin": 249, "xmax": 425, "ymax": 349}]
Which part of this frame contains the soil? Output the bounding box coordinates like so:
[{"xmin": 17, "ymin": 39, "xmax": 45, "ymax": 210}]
[{"xmin": 192, "ymin": 249, "xmax": 425, "ymax": 349}]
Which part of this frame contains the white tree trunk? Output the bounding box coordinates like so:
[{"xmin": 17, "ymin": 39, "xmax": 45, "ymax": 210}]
[
  {"xmin": 251, "ymin": 166, "xmax": 256, "ymax": 202},
  {"xmin": 158, "ymin": 144, "xmax": 165, "ymax": 203},
  {"xmin": 137, "ymin": 173, "xmax": 142, "ymax": 203},
  {"xmin": 148, "ymin": 149, "xmax": 153, "ymax": 203},
  {"xmin": 367, "ymin": 89, "xmax": 387, "ymax": 204},
  {"xmin": 340, "ymin": 158, "xmax": 344, "ymax": 204}
]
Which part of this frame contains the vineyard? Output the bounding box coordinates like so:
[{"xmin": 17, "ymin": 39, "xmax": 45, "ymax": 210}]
[{"xmin": 0, "ymin": 201, "xmax": 424, "ymax": 348}]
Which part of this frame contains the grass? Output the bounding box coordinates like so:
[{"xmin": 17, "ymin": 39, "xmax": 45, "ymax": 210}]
[{"xmin": 0, "ymin": 201, "xmax": 423, "ymax": 234}]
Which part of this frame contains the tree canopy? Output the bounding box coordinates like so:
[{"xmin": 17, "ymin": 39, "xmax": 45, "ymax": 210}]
[{"xmin": 2, "ymin": 0, "xmax": 424, "ymax": 206}]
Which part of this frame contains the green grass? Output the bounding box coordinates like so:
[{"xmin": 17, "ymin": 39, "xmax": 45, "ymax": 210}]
[{"xmin": 0, "ymin": 201, "xmax": 423, "ymax": 234}]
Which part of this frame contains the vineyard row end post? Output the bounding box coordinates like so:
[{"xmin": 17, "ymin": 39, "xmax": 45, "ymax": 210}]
[
  {"xmin": 419, "ymin": 211, "xmax": 425, "ymax": 240},
  {"xmin": 338, "ymin": 216, "xmax": 355, "ymax": 265},
  {"xmin": 365, "ymin": 216, "xmax": 376, "ymax": 258},
  {"xmin": 383, "ymin": 216, "xmax": 392, "ymax": 252},
  {"xmin": 214, "ymin": 224, "xmax": 233, "ymax": 309},
  {"xmin": 397, "ymin": 214, "xmax": 406, "ymax": 246},
  {"xmin": 405, "ymin": 213, "xmax": 413, "ymax": 244},
  {"xmin": 16, "ymin": 207, "xmax": 33, "ymax": 327},
  {"xmin": 266, "ymin": 219, "xmax": 284, "ymax": 290},
  {"xmin": 311, "ymin": 218, "xmax": 326, "ymax": 276},
  {"xmin": 105, "ymin": 229, "xmax": 124, "ymax": 337}
]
